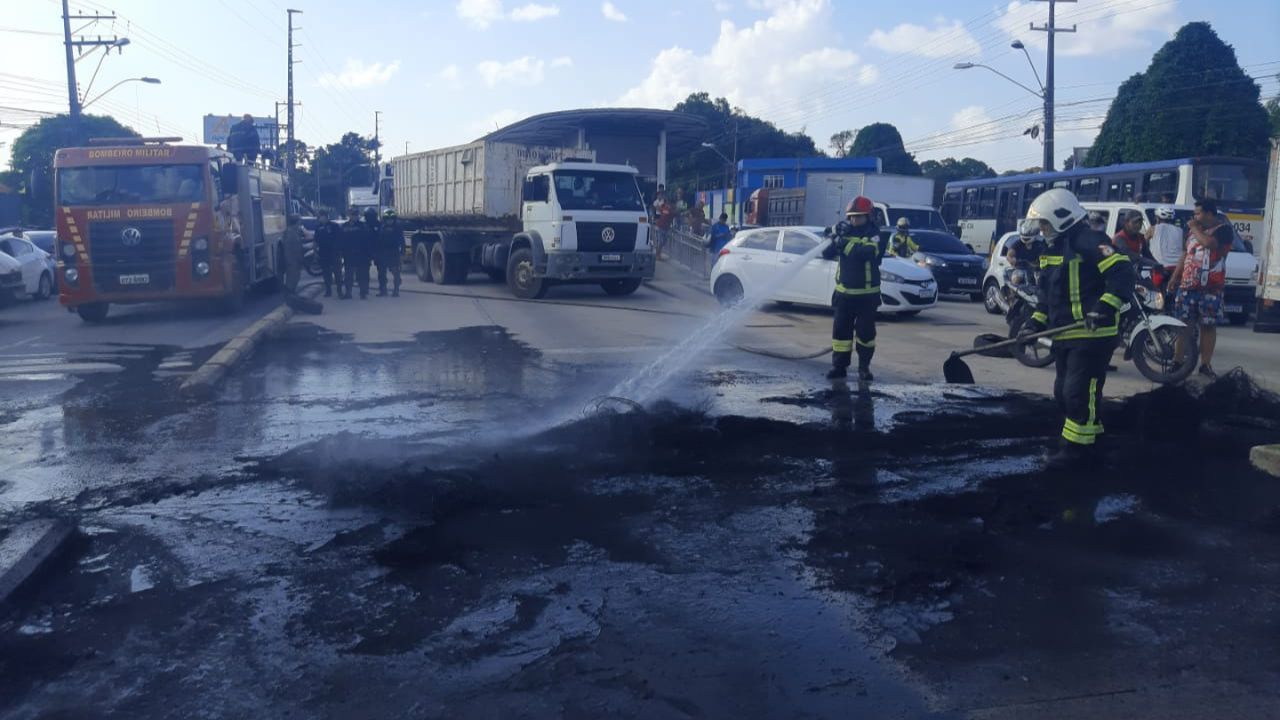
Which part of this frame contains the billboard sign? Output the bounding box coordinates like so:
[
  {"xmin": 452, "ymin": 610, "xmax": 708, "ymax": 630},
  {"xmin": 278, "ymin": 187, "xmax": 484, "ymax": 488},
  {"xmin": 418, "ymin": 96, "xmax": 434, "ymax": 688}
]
[{"xmin": 203, "ymin": 114, "xmax": 277, "ymax": 147}]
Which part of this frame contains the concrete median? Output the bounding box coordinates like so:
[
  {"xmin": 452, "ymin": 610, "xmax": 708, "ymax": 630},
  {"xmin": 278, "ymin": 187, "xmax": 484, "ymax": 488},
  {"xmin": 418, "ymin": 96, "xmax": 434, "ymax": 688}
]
[
  {"xmin": 1251, "ymin": 444, "xmax": 1280, "ymax": 477},
  {"xmin": 180, "ymin": 283, "xmax": 323, "ymax": 398},
  {"xmin": 0, "ymin": 519, "xmax": 76, "ymax": 606}
]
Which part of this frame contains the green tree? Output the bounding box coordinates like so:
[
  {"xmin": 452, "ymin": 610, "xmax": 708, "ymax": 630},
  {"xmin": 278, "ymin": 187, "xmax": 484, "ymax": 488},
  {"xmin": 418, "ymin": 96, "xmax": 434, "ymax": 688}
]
[
  {"xmin": 1087, "ymin": 22, "xmax": 1271, "ymax": 166},
  {"xmin": 669, "ymin": 92, "xmax": 821, "ymax": 191},
  {"xmin": 1266, "ymin": 73, "xmax": 1280, "ymax": 136},
  {"xmin": 310, "ymin": 132, "xmax": 379, "ymax": 211},
  {"xmin": 8, "ymin": 113, "xmax": 139, "ymax": 225},
  {"xmin": 849, "ymin": 122, "xmax": 921, "ymax": 175},
  {"xmin": 829, "ymin": 129, "xmax": 855, "ymax": 158},
  {"xmin": 919, "ymin": 157, "xmax": 996, "ymax": 206}
]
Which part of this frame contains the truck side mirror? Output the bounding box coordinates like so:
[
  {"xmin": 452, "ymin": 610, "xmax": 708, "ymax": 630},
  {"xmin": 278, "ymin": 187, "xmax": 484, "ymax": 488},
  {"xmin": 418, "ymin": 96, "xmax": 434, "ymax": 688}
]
[{"xmin": 219, "ymin": 164, "xmax": 239, "ymax": 196}]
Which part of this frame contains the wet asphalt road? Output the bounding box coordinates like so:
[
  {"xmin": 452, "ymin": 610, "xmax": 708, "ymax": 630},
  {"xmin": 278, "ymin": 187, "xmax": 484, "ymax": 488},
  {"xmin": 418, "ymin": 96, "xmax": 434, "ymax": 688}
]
[{"xmin": 2, "ymin": 266, "xmax": 1279, "ymax": 719}]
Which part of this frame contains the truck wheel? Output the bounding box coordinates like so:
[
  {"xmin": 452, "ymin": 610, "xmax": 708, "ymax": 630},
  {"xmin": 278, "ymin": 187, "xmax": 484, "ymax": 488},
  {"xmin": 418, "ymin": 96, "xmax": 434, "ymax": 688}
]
[
  {"xmin": 430, "ymin": 243, "xmax": 469, "ymax": 285},
  {"xmin": 601, "ymin": 278, "xmax": 642, "ymax": 296},
  {"xmin": 77, "ymin": 302, "xmax": 109, "ymax": 323},
  {"xmin": 507, "ymin": 248, "xmax": 548, "ymax": 299},
  {"xmin": 414, "ymin": 243, "xmax": 432, "ymax": 282}
]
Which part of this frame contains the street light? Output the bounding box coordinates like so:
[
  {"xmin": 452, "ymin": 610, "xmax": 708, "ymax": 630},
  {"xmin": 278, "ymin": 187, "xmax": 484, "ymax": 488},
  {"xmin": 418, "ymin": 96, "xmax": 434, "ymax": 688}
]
[
  {"xmin": 701, "ymin": 141, "xmax": 734, "ymax": 190},
  {"xmin": 954, "ymin": 57, "xmax": 1055, "ymax": 171},
  {"xmin": 1011, "ymin": 40, "xmax": 1045, "ymax": 94},
  {"xmin": 82, "ymin": 76, "xmax": 160, "ymax": 110}
]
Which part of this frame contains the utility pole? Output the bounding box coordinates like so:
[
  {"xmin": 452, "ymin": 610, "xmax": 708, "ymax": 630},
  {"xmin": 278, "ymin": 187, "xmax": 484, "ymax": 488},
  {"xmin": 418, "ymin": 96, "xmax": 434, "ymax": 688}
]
[
  {"xmin": 62, "ymin": 0, "xmax": 122, "ymax": 133},
  {"xmin": 1031, "ymin": 0, "xmax": 1075, "ymax": 172},
  {"xmin": 374, "ymin": 110, "xmax": 382, "ymax": 169},
  {"xmin": 274, "ymin": 100, "xmax": 301, "ymax": 167},
  {"xmin": 286, "ymin": 9, "xmax": 303, "ymax": 177}
]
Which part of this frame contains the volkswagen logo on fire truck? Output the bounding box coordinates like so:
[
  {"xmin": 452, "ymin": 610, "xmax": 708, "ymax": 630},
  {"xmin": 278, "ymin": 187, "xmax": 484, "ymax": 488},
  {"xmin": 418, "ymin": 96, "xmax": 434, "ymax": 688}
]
[
  {"xmin": 121, "ymin": 227, "xmax": 143, "ymax": 247},
  {"xmin": 601, "ymin": 227, "xmax": 616, "ymax": 244}
]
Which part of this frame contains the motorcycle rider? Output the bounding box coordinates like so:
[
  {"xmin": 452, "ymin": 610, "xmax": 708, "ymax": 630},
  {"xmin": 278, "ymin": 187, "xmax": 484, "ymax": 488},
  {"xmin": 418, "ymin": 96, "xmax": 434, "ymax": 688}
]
[
  {"xmin": 823, "ymin": 196, "xmax": 887, "ymax": 382},
  {"xmin": 1006, "ymin": 218, "xmax": 1046, "ymax": 268},
  {"xmin": 888, "ymin": 217, "xmax": 919, "ymax": 257},
  {"xmin": 314, "ymin": 209, "xmax": 343, "ymax": 298},
  {"xmin": 1021, "ymin": 188, "xmax": 1134, "ymax": 469},
  {"xmin": 1147, "ymin": 206, "xmax": 1185, "ymax": 274},
  {"xmin": 1112, "ymin": 209, "xmax": 1156, "ymax": 262},
  {"xmin": 376, "ymin": 208, "xmax": 403, "ymax": 297}
]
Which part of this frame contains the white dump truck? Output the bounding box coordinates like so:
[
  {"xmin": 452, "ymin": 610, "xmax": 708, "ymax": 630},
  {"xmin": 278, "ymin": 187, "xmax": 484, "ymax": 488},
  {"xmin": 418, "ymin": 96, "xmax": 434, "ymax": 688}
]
[
  {"xmin": 387, "ymin": 141, "xmax": 655, "ymax": 299},
  {"xmin": 1255, "ymin": 138, "xmax": 1280, "ymax": 332}
]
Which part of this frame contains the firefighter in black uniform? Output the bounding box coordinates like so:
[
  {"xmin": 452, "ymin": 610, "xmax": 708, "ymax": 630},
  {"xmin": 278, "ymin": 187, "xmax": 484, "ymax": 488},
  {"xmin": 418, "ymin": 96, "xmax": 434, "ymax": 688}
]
[
  {"xmin": 823, "ymin": 196, "xmax": 887, "ymax": 382},
  {"xmin": 376, "ymin": 208, "xmax": 403, "ymax": 297},
  {"xmin": 314, "ymin": 209, "xmax": 342, "ymax": 297},
  {"xmin": 1021, "ymin": 188, "xmax": 1134, "ymax": 469}
]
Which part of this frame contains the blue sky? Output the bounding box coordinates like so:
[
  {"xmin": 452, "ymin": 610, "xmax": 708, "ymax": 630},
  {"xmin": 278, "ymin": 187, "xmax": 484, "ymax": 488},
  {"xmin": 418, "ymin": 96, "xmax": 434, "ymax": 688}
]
[{"xmin": 3, "ymin": 0, "xmax": 1278, "ymax": 173}]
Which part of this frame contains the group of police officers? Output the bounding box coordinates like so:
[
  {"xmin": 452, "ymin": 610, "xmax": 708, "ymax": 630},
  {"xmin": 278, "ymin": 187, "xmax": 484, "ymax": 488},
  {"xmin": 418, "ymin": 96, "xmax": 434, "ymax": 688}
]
[
  {"xmin": 309, "ymin": 207, "xmax": 404, "ymax": 300},
  {"xmin": 823, "ymin": 187, "xmax": 1133, "ymax": 470}
]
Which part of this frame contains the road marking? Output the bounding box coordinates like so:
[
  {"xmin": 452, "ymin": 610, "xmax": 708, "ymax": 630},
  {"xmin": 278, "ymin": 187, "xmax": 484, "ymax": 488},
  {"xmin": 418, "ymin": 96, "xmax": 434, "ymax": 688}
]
[{"xmin": 0, "ymin": 335, "xmax": 42, "ymax": 351}]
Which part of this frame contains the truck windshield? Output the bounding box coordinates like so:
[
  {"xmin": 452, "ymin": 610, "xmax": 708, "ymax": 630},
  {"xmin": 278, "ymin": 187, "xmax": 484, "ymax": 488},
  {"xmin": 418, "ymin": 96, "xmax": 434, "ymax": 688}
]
[
  {"xmin": 889, "ymin": 208, "xmax": 947, "ymax": 231},
  {"xmin": 552, "ymin": 170, "xmax": 644, "ymax": 211},
  {"xmin": 58, "ymin": 165, "xmax": 205, "ymax": 206}
]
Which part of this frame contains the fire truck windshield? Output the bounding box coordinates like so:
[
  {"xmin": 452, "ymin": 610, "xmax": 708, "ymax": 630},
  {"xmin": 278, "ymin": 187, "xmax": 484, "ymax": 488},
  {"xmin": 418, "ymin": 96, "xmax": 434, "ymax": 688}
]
[{"xmin": 58, "ymin": 164, "xmax": 205, "ymax": 206}]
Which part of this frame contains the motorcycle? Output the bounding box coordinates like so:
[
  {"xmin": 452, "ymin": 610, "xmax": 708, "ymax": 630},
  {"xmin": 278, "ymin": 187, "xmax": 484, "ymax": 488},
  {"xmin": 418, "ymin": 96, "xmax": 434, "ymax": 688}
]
[
  {"xmin": 1004, "ymin": 265, "xmax": 1055, "ymax": 368},
  {"xmin": 1011, "ymin": 258, "xmax": 1198, "ymax": 384},
  {"xmin": 302, "ymin": 238, "xmax": 323, "ymax": 277}
]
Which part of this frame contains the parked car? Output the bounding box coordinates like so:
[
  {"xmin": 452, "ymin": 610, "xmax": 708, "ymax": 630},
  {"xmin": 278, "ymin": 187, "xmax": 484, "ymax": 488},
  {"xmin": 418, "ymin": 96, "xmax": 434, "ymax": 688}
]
[
  {"xmin": 897, "ymin": 229, "xmax": 987, "ymax": 300},
  {"xmin": 981, "ymin": 231, "xmax": 1023, "ymax": 314},
  {"xmin": 709, "ymin": 226, "xmax": 938, "ymax": 315},
  {"xmin": 0, "ymin": 251, "xmax": 26, "ymax": 303},
  {"xmin": 19, "ymin": 230, "xmax": 57, "ymax": 256},
  {"xmin": 0, "ymin": 234, "xmax": 56, "ymax": 300}
]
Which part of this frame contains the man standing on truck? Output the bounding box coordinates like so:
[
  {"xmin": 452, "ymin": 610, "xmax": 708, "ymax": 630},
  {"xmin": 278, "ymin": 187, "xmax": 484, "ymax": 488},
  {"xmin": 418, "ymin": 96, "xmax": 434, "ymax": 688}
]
[
  {"xmin": 314, "ymin": 209, "xmax": 342, "ymax": 298},
  {"xmin": 376, "ymin": 208, "xmax": 403, "ymax": 297},
  {"xmin": 823, "ymin": 196, "xmax": 886, "ymax": 383},
  {"xmin": 227, "ymin": 114, "xmax": 260, "ymax": 164}
]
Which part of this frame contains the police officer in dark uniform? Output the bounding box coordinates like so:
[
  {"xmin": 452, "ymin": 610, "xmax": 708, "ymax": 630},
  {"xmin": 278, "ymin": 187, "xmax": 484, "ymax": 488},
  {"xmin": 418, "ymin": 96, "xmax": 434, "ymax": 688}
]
[
  {"xmin": 341, "ymin": 207, "xmax": 372, "ymax": 300},
  {"xmin": 1022, "ymin": 188, "xmax": 1134, "ymax": 469},
  {"xmin": 376, "ymin": 208, "xmax": 403, "ymax": 297},
  {"xmin": 314, "ymin": 209, "xmax": 342, "ymax": 297},
  {"xmin": 823, "ymin": 195, "xmax": 887, "ymax": 382}
]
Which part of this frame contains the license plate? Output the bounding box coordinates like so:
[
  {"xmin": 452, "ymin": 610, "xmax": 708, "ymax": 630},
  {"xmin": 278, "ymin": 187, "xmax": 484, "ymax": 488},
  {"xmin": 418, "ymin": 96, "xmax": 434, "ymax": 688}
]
[
  {"xmin": 1225, "ymin": 304, "xmax": 1242, "ymax": 313},
  {"xmin": 957, "ymin": 277, "xmax": 977, "ymax": 286},
  {"xmin": 118, "ymin": 274, "xmax": 150, "ymax": 286},
  {"xmin": 600, "ymin": 253, "xmax": 622, "ymax": 262}
]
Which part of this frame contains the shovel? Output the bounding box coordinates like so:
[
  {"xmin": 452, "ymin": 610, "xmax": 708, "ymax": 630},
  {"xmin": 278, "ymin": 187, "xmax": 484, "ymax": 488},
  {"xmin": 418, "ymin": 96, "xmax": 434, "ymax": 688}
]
[{"xmin": 943, "ymin": 321, "xmax": 1084, "ymax": 384}]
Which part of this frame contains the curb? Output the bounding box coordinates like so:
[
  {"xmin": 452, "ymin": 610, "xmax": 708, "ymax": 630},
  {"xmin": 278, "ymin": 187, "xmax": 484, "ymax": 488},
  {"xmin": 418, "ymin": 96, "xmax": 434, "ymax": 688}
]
[
  {"xmin": 1250, "ymin": 444, "xmax": 1280, "ymax": 478},
  {"xmin": 0, "ymin": 519, "xmax": 76, "ymax": 605},
  {"xmin": 179, "ymin": 283, "xmax": 323, "ymax": 398}
]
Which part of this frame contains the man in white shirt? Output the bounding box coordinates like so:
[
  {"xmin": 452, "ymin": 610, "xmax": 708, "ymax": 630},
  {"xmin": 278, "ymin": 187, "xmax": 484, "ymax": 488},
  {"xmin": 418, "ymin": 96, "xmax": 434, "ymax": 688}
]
[{"xmin": 1147, "ymin": 206, "xmax": 1185, "ymax": 271}]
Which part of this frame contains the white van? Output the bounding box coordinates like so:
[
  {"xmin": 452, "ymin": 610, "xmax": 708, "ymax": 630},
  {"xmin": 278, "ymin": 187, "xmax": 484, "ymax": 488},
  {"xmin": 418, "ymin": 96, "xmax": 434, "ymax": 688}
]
[{"xmin": 1081, "ymin": 201, "xmax": 1258, "ymax": 324}]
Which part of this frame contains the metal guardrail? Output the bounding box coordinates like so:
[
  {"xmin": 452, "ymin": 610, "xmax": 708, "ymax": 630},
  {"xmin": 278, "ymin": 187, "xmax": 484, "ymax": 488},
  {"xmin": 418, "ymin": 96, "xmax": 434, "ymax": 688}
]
[{"xmin": 663, "ymin": 227, "xmax": 712, "ymax": 280}]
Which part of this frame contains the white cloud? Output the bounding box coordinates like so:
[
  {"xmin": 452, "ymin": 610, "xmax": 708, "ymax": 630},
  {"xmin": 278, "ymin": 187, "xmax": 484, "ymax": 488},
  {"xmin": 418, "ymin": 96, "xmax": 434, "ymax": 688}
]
[
  {"xmin": 868, "ymin": 19, "xmax": 981, "ymax": 59},
  {"xmin": 456, "ymin": 0, "xmax": 560, "ymax": 28},
  {"xmin": 858, "ymin": 65, "xmax": 879, "ymax": 86},
  {"xmin": 950, "ymin": 105, "xmax": 993, "ymax": 130},
  {"xmin": 317, "ymin": 59, "xmax": 401, "ymax": 89},
  {"xmin": 602, "ymin": 1, "xmax": 628, "ymax": 22},
  {"xmin": 477, "ymin": 56, "xmax": 546, "ymax": 87},
  {"xmin": 618, "ymin": 0, "xmax": 870, "ymax": 128},
  {"xmin": 551, "ymin": 56, "xmax": 574, "ymax": 68},
  {"xmin": 510, "ymin": 3, "xmax": 560, "ymax": 21},
  {"xmin": 456, "ymin": 0, "xmax": 504, "ymax": 28},
  {"xmin": 996, "ymin": 0, "xmax": 1178, "ymax": 57}
]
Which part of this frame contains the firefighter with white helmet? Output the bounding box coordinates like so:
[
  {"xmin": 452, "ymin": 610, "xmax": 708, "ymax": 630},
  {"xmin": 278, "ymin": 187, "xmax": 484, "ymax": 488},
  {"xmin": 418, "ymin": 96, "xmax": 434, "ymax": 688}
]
[{"xmin": 1022, "ymin": 188, "xmax": 1134, "ymax": 469}]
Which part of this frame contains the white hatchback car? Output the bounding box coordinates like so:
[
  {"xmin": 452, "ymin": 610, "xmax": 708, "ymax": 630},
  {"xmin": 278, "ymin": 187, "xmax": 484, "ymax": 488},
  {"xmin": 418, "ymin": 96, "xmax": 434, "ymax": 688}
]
[
  {"xmin": 0, "ymin": 234, "xmax": 56, "ymax": 301},
  {"xmin": 709, "ymin": 226, "xmax": 938, "ymax": 315}
]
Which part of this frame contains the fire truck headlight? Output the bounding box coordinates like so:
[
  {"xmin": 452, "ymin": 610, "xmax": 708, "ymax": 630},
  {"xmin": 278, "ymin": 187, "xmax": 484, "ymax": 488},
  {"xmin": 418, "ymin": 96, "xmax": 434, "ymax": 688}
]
[
  {"xmin": 64, "ymin": 267, "xmax": 79, "ymax": 284},
  {"xmin": 194, "ymin": 261, "xmax": 210, "ymax": 277},
  {"xmin": 62, "ymin": 243, "xmax": 77, "ymax": 259},
  {"xmin": 193, "ymin": 237, "xmax": 209, "ymax": 252}
]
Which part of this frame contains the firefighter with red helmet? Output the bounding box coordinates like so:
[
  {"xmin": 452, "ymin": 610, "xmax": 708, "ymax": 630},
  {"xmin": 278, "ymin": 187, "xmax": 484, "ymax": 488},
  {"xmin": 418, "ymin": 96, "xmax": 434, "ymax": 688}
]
[{"xmin": 822, "ymin": 196, "xmax": 887, "ymax": 381}]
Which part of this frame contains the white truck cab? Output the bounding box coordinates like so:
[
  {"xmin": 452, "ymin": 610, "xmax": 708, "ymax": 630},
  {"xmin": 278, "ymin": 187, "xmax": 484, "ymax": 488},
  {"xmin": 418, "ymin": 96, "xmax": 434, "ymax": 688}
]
[{"xmin": 876, "ymin": 203, "xmax": 949, "ymax": 233}]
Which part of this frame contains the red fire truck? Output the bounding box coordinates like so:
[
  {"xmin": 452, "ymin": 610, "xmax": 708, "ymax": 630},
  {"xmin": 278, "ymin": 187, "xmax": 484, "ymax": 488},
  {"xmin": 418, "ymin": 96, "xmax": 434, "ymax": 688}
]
[{"xmin": 53, "ymin": 137, "xmax": 287, "ymax": 322}]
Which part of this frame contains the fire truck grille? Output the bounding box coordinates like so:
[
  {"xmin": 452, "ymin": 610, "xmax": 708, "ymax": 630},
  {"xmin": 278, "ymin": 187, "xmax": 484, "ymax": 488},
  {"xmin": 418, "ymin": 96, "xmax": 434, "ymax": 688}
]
[{"xmin": 88, "ymin": 220, "xmax": 177, "ymax": 292}]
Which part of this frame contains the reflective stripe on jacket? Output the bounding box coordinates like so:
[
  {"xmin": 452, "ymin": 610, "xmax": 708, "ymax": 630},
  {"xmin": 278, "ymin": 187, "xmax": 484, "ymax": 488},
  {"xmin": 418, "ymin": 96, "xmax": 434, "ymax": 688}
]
[{"xmin": 1031, "ymin": 225, "xmax": 1134, "ymax": 342}]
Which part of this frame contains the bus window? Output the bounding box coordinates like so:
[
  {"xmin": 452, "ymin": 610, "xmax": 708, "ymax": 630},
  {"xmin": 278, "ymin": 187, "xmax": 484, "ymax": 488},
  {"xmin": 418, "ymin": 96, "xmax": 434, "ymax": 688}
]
[
  {"xmin": 941, "ymin": 189, "xmax": 962, "ymax": 227},
  {"xmin": 1145, "ymin": 171, "xmax": 1178, "ymax": 203},
  {"xmin": 1023, "ymin": 181, "xmax": 1046, "ymax": 214},
  {"xmin": 979, "ymin": 187, "xmax": 996, "ymax": 216},
  {"xmin": 1076, "ymin": 177, "xmax": 1100, "ymax": 201},
  {"xmin": 963, "ymin": 188, "xmax": 979, "ymax": 217},
  {"xmin": 1051, "ymin": 180, "xmax": 1070, "ymax": 189},
  {"xmin": 1105, "ymin": 180, "xmax": 1122, "ymax": 201},
  {"xmin": 1192, "ymin": 162, "xmax": 1266, "ymax": 208}
]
